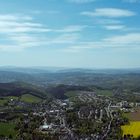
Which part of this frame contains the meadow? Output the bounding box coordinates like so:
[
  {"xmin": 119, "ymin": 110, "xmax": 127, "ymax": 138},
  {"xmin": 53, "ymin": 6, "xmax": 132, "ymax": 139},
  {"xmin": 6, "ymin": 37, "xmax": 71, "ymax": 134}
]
[
  {"xmin": 20, "ymin": 94, "xmax": 42, "ymax": 103},
  {"xmin": 96, "ymin": 89, "xmax": 113, "ymax": 97},
  {"xmin": 0, "ymin": 122, "xmax": 17, "ymax": 138},
  {"xmin": 126, "ymin": 108, "xmax": 140, "ymax": 121},
  {"xmin": 0, "ymin": 94, "xmax": 41, "ymax": 106}
]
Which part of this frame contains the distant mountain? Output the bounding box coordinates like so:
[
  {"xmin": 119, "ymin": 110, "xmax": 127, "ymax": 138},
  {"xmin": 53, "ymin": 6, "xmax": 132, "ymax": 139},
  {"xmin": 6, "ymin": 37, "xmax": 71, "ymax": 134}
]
[
  {"xmin": 0, "ymin": 66, "xmax": 140, "ymax": 92},
  {"xmin": 0, "ymin": 66, "xmax": 140, "ymax": 74},
  {"xmin": 0, "ymin": 66, "xmax": 51, "ymax": 74},
  {"xmin": 0, "ymin": 71, "xmax": 35, "ymax": 83}
]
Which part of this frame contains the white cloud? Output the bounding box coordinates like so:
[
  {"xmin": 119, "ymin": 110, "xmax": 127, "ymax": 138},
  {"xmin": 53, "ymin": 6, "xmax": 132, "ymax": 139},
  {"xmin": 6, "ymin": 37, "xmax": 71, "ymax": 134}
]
[
  {"xmin": 0, "ymin": 14, "xmax": 84, "ymax": 51},
  {"xmin": 104, "ymin": 25, "xmax": 125, "ymax": 30},
  {"xmin": 96, "ymin": 19, "xmax": 122, "ymax": 25},
  {"xmin": 0, "ymin": 17, "xmax": 51, "ymax": 34},
  {"xmin": 0, "ymin": 14, "xmax": 53, "ymax": 51},
  {"xmin": 81, "ymin": 8, "xmax": 136, "ymax": 18},
  {"xmin": 0, "ymin": 15, "xmax": 32, "ymax": 21},
  {"xmin": 0, "ymin": 19, "xmax": 84, "ymax": 34},
  {"xmin": 94, "ymin": 19, "xmax": 126, "ymax": 30},
  {"xmin": 103, "ymin": 33, "xmax": 140, "ymax": 44},
  {"xmin": 50, "ymin": 33, "xmax": 79, "ymax": 44},
  {"xmin": 63, "ymin": 33, "xmax": 140, "ymax": 52},
  {"xmin": 0, "ymin": 32, "xmax": 80, "ymax": 52},
  {"xmin": 54, "ymin": 25, "xmax": 86, "ymax": 33}
]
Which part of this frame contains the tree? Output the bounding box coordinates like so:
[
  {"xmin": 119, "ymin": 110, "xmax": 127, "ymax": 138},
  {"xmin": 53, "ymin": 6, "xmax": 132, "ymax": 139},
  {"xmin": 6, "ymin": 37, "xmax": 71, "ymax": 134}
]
[{"xmin": 9, "ymin": 134, "xmax": 13, "ymax": 139}]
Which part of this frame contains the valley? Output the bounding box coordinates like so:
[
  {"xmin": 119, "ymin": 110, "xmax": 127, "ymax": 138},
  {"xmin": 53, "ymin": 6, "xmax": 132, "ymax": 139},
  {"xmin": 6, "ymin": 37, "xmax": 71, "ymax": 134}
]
[{"xmin": 0, "ymin": 67, "xmax": 140, "ymax": 139}]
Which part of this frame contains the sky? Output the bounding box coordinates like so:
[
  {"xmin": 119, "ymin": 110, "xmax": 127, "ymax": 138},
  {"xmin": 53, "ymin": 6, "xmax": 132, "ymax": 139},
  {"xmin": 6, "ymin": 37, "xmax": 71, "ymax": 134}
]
[{"xmin": 0, "ymin": 0, "xmax": 140, "ymax": 68}]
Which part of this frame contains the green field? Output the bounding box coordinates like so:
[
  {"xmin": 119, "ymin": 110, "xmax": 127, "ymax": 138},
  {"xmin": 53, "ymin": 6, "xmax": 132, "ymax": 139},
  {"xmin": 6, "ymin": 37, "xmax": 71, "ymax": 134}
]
[
  {"xmin": 96, "ymin": 89, "xmax": 113, "ymax": 96},
  {"xmin": 123, "ymin": 108, "xmax": 140, "ymax": 121},
  {"xmin": 0, "ymin": 122, "xmax": 17, "ymax": 138},
  {"xmin": 121, "ymin": 121, "xmax": 140, "ymax": 138},
  {"xmin": 65, "ymin": 91, "xmax": 79, "ymax": 98},
  {"xmin": 5, "ymin": 96, "xmax": 19, "ymax": 100},
  {"xmin": 0, "ymin": 94, "xmax": 42, "ymax": 105},
  {"xmin": 20, "ymin": 94, "xmax": 42, "ymax": 103},
  {"xmin": 0, "ymin": 96, "xmax": 19, "ymax": 106},
  {"xmin": 0, "ymin": 98, "xmax": 8, "ymax": 106}
]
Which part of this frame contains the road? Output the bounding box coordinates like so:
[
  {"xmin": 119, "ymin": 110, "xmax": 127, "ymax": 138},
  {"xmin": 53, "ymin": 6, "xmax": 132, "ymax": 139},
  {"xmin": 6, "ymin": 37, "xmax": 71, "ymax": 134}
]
[{"xmin": 102, "ymin": 102, "xmax": 113, "ymax": 139}]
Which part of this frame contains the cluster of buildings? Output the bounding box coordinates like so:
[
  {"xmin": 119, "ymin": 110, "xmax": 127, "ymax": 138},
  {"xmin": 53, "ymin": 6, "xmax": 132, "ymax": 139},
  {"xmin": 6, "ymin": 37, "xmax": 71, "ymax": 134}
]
[{"xmin": 1, "ymin": 90, "xmax": 140, "ymax": 140}]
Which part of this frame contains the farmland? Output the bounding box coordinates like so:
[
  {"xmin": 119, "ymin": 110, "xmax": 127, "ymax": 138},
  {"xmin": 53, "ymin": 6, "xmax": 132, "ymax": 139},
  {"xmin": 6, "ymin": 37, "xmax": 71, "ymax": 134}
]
[
  {"xmin": 0, "ymin": 94, "xmax": 41, "ymax": 106},
  {"xmin": 0, "ymin": 96, "xmax": 18, "ymax": 106},
  {"xmin": 96, "ymin": 89, "xmax": 113, "ymax": 97},
  {"xmin": 0, "ymin": 122, "xmax": 17, "ymax": 138},
  {"xmin": 65, "ymin": 91, "xmax": 80, "ymax": 98},
  {"xmin": 121, "ymin": 121, "xmax": 140, "ymax": 138},
  {"xmin": 20, "ymin": 94, "xmax": 42, "ymax": 103},
  {"xmin": 121, "ymin": 108, "xmax": 140, "ymax": 138},
  {"xmin": 124, "ymin": 108, "xmax": 140, "ymax": 121},
  {"xmin": 0, "ymin": 98, "xmax": 7, "ymax": 106}
]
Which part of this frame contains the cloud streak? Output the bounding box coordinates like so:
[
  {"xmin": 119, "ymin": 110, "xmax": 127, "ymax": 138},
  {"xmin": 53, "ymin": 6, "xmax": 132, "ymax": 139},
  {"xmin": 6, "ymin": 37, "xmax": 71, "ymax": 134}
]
[
  {"xmin": 63, "ymin": 33, "xmax": 140, "ymax": 52},
  {"xmin": 0, "ymin": 14, "xmax": 85, "ymax": 51},
  {"xmin": 103, "ymin": 25, "xmax": 125, "ymax": 30},
  {"xmin": 81, "ymin": 8, "xmax": 136, "ymax": 18}
]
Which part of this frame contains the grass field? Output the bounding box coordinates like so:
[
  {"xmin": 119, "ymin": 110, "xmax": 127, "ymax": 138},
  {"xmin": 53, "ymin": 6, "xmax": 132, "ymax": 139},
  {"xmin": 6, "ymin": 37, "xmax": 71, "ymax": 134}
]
[
  {"xmin": 5, "ymin": 96, "xmax": 19, "ymax": 100},
  {"xmin": 65, "ymin": 91, "xmax": 79, "ymax": 98},
  {"xmin": 0, "ymin": 96, "xmax": 19, "ymax": 106},
  {"xmin": 121, "ymin": 121, "xmax": 140, "ymax": 138},
  {"xmin": 96, "ymin": 89, "xmax": 113, "ymax": 96},
  {"xmin": 20, "ymin": 94, "xmax": 42, "ymax": 103},
  {"xmin": 0, "ymin": 94, "xmax": 42, "ymax": 105},
  {"xmin": 123, "ymin": 108, "xmax": 140, "ymax": 121},
  {"xmin": 0, "ymin": 98, "xmax": 8, "ymax": 106},
  {"xmin": 0, "ymin": 122, "xmax": 17, "ymax": 138}
]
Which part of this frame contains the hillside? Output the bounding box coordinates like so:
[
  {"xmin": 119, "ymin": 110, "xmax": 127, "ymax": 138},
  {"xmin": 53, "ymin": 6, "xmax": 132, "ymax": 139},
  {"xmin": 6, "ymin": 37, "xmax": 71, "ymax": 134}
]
[
  {"xmin": 0, "ymin": 67, "xmax": 140, "ymax": 94},
  {"xmin": 0, "ymin": 82, "xmax": 47, "ymax": 99},
  {"xmin": 46, "ymin": 84, "xmax": 92, "ymax": 99}
]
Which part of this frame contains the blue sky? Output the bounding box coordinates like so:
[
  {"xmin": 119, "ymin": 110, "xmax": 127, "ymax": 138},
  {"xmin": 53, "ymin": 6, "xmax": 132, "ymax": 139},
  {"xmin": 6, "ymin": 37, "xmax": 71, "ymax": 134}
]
[{"xmin": 0, "ymin": 0, "xmax": 140, "ymax": 68}]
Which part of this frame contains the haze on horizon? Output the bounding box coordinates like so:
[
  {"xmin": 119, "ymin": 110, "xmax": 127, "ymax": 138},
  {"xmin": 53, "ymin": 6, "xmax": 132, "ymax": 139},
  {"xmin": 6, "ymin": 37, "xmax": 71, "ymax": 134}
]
[{"xmin": 0, "ymin": 0, "xmax": 140, "ymax": 69}]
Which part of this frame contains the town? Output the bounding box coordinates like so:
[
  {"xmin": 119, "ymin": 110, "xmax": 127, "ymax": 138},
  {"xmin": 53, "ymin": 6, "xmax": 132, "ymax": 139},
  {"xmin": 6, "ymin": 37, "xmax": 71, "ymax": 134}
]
[{"xmin": 1, "ymin": 89, "xmax": 140, "ymax": 140}]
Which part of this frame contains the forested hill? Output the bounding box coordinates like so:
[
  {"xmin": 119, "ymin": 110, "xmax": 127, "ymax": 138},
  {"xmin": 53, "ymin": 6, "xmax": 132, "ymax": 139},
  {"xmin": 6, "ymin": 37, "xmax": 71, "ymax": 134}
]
[
  {"xmin": 46, "ymin": 84, "xmax": 92, "ymax": 99},
  {"xmin": 0, "ymin": 82, "xmax": 47, "ymax": 99},
  {"xmin": 0, "ymin": 67, "xmax": 140, "ymax": 93}
]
